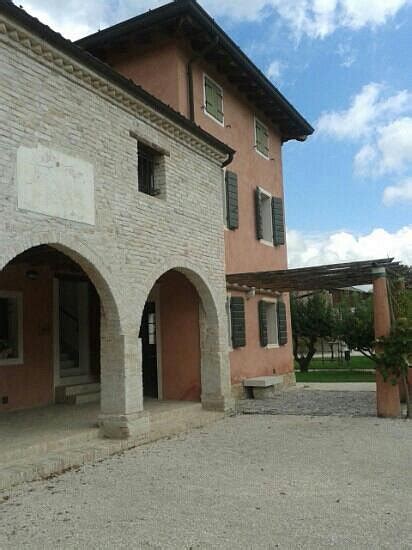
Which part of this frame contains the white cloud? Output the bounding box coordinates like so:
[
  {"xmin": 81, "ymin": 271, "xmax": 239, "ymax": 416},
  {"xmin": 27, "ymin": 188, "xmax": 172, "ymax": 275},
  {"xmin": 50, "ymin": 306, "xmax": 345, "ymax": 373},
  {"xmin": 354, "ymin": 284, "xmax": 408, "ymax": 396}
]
[
  {"xmin": 287, "ymin": 226, "xmax": 412, "ymax": 268},
  {"xmin": 17, "ymin": 0, "xmax": 412, "ymax": 41},
  {"xmin": 266, "ymin": 60, "xmax": 285, "ymax": 82},
  {"xmin": 317, "ymin": 83, "xmax": 412, "ymax": 186},
  {"xmin": 383, "ymin": 178, "xmax": 412, "ymax": 206},
  {"xmin": 317, "ymin": 83, "xmax": 412, "ymax": 140}
]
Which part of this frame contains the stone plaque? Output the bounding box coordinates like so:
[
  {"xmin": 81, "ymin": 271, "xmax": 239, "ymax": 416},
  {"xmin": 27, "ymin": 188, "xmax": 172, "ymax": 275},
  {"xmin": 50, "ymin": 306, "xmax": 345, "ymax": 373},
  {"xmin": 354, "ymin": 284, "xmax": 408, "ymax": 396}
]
[{"xmin": 17, "ymin": 145, "xmax": 95, "ymax": 225}]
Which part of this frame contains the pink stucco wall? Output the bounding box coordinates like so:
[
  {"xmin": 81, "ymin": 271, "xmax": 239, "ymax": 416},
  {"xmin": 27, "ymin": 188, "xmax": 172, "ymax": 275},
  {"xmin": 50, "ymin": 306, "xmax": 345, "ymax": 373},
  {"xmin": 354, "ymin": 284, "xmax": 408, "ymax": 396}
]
[{"xmin": 107, "ymin": 39, "xmax": 294, "ymax": 383}]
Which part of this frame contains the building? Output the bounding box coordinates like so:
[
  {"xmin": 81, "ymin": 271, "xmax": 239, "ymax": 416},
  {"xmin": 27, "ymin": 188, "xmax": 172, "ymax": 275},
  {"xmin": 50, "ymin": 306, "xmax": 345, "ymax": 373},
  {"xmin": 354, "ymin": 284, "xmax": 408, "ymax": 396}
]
[
  {"xmin": 77, "ymin": 0, "xmax": 313, "ymax": 398},
  {"xmin": 0, "ymin": 0, "xmax": 312, "ymax": 438}
]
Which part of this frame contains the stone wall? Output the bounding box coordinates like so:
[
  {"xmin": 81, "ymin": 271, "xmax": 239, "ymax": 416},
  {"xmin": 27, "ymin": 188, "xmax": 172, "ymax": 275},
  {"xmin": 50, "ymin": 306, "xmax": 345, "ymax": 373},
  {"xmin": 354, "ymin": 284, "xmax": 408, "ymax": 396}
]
[{"xmin": 0, "ymin": 13, "xmax": 232, "ymax": 436}]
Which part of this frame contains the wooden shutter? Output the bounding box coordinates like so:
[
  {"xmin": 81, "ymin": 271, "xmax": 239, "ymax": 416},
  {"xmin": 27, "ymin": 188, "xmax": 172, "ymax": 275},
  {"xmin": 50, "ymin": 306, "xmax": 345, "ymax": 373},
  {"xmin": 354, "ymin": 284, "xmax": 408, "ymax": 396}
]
[
  {"xmin": 256, "ymin": 120, "xmax": 269, "ymax": 157},
  {"xmin": 216, "ymin": 86, "xmax": 224, "ymax": 123},
  {"xmin": 205, "ymin": 76, "xmax": 223, "ymax": 123},
  {"xmin": 230, "ymin": 297, "xmax": 246, "ymax": 348},
  {"xmin": 258, "ymin": 301, "xmax": 268, "ymax": 347},
  {"xmin": 255, "ymin": 187, "xmax": 263, "ymax": 240},
  {"xmin": 225, "ymin": 171, "xmax": 239, "ymax": 230},
  {"xmin": 277, "ymin": 300, "xmax": 288, "ymax": 346},
  {"xmin": 272, "ymin": 197, "xmax": 285, "ymax": 246}
]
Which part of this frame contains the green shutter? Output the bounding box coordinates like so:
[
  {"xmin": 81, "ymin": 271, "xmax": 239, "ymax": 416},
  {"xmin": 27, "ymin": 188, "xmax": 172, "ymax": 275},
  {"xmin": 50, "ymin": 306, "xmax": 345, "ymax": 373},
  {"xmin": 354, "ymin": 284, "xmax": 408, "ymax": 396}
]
[
  {"xmin": 277, "ymin": 300, "xmax": 288, "ymax": 346},
  {"xmin": 258, "ymin": 301, "xmax": 268, "ymax": 347},
  {"xmin": 256, "ymin": 120, "xmax": 269, "ymax": 157},
  {"xmin": 225, "ymin": 171, "xmax": 239, "ymax": 230},
  {"xmin": 230, "ymin": 296, "xmax": 246, "ymax": 348},
  {"xmin": 205, "ymin": 76, "xmax": 223, "ymax": 123},
  {"xmin": 255, "ymin": 187, "xmax": 263, "ymax": 240},
  {"xmin": 272, "ymin": 197, "xmax": 285, "ymax": 246}
]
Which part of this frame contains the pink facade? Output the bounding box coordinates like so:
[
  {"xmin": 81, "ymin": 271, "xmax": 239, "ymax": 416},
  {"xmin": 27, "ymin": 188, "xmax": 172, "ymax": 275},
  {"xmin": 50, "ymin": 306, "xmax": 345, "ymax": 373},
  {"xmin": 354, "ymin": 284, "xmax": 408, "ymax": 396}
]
[{"xmin": 105, "ymin": 38, "xmax": 294, "ymax": 388}]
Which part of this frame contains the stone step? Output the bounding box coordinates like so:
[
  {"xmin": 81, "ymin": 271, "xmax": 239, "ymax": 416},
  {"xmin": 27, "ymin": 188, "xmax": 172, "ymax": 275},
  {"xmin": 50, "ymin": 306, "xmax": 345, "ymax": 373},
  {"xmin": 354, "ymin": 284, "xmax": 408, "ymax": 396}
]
[
  {"xmin": 65, "ymin": 383, "xmax": 101, "ymax": 396},
  {"xmin": 0, "ymin": 408, "xmax": 225, "ymax": 491},
  {"xmin": 74, "ymin": 392, "xmax": 100, "ymax": 405},
  {"xmin": 55, "ymin": 383, "xmax": 101, "ymax": 404}
]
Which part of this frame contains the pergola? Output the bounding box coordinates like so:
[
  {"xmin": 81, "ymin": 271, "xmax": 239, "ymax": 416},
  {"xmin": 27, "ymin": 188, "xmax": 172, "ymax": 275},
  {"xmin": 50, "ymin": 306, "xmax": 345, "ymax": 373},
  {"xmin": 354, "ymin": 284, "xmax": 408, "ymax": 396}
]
[
  {"xmin": 227, "ymin": 258, "xmax": 409, "ymax": 418},
  {"xmin": 226, "ymin": 258, "xmax": 405, "ymax": 292}
]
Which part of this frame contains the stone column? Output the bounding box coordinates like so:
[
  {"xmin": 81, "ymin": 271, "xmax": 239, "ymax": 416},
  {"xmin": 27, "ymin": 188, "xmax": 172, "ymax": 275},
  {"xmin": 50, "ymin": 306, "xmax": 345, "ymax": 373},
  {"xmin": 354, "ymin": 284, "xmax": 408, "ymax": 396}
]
[
  {"xmin": 199, "ymin": 304, "xmax": 234, "ymax": 413},
  {"xmin": 99, "ymin": 322, "xmax": 149, "ymax": 439},
  {"xmin": 372, "ymin": 267, "xmax": 400, "ymax": 418}
]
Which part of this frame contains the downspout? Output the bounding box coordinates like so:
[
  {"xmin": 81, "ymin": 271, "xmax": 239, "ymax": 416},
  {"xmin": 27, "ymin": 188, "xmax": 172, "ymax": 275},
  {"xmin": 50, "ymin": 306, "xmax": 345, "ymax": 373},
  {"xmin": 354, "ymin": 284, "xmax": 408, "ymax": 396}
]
[
  {"xmin": 187, "ymin": 36, "xmax": 219, "ymax": 123},
  {"xmin": 222, "ymin": 150, "xmax": 234, "ymax": 168}
]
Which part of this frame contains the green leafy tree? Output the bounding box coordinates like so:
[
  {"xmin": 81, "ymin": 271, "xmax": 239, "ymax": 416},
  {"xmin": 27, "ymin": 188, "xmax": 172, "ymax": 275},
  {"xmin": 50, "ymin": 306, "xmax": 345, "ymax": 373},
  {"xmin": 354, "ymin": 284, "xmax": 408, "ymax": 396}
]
[
  {"xmin": 338, "ymin": 296, "xmax": 376, "ymax": 362},
  {"xmin": 291, "ymin": 292, "xmax": 336, "ymax": 372}
]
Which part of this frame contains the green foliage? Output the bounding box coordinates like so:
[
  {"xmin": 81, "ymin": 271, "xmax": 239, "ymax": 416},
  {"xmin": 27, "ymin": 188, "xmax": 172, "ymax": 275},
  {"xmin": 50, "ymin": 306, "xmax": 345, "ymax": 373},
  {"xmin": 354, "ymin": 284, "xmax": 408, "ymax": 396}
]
[
  {"xmin": 375, "ymin": 318, "xmax": 412, "ymax": 385},
  {"xmin": 338, "ymin": 296, "xmax": 376, "ymax": 362},
  {"xmin": 291, "ymin": 292, "xmax": 336, "ymax": 372}
]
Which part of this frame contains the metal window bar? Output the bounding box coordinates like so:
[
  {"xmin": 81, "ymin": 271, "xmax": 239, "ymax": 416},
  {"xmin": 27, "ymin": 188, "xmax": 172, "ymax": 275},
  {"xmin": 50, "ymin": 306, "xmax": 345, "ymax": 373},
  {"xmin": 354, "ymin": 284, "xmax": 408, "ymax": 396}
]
[{"xmin": 138, "ymin": 144, "xmax": 158, "ymax": 196}]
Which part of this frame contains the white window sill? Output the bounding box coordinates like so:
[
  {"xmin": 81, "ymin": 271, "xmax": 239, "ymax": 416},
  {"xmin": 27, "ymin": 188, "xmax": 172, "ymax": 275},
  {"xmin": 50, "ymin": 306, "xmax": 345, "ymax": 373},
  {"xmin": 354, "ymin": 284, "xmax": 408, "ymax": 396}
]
[
  {"xmin": 255, "ymin": 147, "xmax": 270, "ymax": 160},
  {"xmin": 259, "ymin": 239, "xmax": 274, "ymax": 247},
  {"xmin": 203, "ymin": 107, "xmax": 225, "ymax": 127},
  {"xmin": 266, "ymin": 344, "xmax": 279, "ymax": 349}
]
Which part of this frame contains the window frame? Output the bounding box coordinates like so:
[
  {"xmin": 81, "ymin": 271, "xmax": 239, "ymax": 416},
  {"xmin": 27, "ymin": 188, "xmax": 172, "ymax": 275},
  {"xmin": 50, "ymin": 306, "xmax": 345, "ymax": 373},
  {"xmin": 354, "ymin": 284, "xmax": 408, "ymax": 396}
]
[
  {"xmin": 0, "ymin": 290, "xmax": 24, "ymax": 366},
  {"xmin": 254, "ymin": 116, "xmax": 270, "ymax": 159},
  {"xmin": 203, "ymin": 73, "xmax": 225, "ymax": 127},
  {"xmin": 258, "ymin": 187, "xmax": 274, "ymax": 246},
  {"xmin": 262, "ymin": 298, "xmax": 279, "ymax": 348}
]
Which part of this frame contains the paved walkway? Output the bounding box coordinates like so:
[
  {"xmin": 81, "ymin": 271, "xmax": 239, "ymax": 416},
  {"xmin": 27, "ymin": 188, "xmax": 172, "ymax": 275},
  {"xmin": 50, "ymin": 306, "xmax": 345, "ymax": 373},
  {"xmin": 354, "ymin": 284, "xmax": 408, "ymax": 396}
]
[
  {"xmin": 0, "ymin": 414, "xmax": 410, "ymax": 549},
  {"xmin": 239, "ymin": 388, "xmax": 377, "ymax": 417},
  {"xmin": 298, "ymin": 382, "xmax": 376, "ymax": 392}
]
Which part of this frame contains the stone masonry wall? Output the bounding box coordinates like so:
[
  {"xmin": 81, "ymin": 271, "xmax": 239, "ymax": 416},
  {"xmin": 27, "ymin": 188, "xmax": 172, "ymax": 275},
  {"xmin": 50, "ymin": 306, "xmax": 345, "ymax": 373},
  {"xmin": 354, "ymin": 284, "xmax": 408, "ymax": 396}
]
[{"xmin": 0, "ymin": 15, "xmax": 232, "ymax": 435}]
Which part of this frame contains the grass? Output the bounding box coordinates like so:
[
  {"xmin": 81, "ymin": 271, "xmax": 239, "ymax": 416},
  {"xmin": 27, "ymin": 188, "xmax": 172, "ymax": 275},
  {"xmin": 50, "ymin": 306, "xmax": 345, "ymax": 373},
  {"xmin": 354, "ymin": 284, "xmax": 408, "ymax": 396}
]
[
  {"xmin": 294, "ymin": 356, "xmax": 376, "ymax": 383},
  {"xmin": 295, "ymin": 370, "xmax": 376, "ymax": 383},
  {"xmin": 307, "ymin": 356, "xmax": 374, "ymax": 371}
]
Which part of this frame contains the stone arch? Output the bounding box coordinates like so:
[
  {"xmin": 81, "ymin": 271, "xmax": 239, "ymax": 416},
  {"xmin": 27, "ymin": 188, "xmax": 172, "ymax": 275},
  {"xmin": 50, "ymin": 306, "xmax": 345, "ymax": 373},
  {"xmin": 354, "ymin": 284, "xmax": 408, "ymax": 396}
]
[
  {"xmin": 0, "ymin": 232, "xmax": 122, "ymax": 333},
  {"xmin": 139, "ymin": 256, "xmax": 231, "ymax": 411}
]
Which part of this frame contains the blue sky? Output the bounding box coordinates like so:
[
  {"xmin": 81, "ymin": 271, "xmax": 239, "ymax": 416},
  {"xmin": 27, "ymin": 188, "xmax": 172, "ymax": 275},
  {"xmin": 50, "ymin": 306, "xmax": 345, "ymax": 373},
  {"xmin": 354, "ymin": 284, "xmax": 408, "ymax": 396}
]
[{"xmin": 19, "ymin": 0, "xmax": 412, "ymax": 267}]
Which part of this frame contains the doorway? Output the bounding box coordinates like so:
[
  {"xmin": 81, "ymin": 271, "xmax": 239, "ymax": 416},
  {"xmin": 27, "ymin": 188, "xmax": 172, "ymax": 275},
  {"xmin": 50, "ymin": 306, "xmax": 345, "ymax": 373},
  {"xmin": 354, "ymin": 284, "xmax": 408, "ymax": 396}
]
[{"xmin": 140, "ymin": 301, "xmax": 158, "ymax": 398}]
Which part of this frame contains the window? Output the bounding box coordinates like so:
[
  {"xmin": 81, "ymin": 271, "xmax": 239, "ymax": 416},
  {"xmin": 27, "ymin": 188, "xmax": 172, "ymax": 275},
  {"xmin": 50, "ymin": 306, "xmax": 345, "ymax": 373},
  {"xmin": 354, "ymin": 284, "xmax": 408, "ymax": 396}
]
[
  {"xmin": 138, "ymin": 143, "xmax": 162, "ymax": 197},
  {"xmin": 229, "ymin": 296, "xmax": 246, "ymax": 348},
  {"xmin": 255, "ymin": 118, "xmax": 269, "ymax": 158},
  {"xmin": 0, "ymin": 292, "xmax": 23, "ymax": 364},
  {"xmin": 255, "ymin": 187, "xmax": 285, "ymax": 246},
  {"xmin": 204, "ymin": 75, "xmax": 224, "ymax": 124},
  {"xmin": 258, "ymin": 299, "xmax": 288, "ymax": 347}
]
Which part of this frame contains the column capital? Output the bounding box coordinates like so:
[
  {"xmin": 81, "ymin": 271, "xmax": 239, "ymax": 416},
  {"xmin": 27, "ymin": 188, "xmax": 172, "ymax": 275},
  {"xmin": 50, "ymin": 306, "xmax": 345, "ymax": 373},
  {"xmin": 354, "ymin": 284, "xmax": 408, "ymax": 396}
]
[{"xmin": 372, "ymin": 266, "xmax": 386, "ymax": 279}]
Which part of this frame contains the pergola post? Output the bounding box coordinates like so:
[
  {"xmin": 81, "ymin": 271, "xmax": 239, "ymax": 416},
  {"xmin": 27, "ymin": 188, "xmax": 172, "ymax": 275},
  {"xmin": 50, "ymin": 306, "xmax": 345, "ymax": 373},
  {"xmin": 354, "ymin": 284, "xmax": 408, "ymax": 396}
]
[{"xmin": 372, "ymin": 267, "xmax": 401, "ymax": 418}]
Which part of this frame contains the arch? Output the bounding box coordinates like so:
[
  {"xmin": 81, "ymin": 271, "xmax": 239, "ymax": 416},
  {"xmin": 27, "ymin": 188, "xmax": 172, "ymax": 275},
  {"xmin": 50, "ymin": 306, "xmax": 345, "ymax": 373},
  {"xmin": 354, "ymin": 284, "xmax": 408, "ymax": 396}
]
[
  {"xmin": 0, "ymin": 232, "xmax": 122, "ymax": 333},
  {"xmin": 139, "ymin": 255, "xmax": 223, "ymax": 333},
  {"xmin": 138, "ymin": 255, "xmax": 231, "ymax": 408}
]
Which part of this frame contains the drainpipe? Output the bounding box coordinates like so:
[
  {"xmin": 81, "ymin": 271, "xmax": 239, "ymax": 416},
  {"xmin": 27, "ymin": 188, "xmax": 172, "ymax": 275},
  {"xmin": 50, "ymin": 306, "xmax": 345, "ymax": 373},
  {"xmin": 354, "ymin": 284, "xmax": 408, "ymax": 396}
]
[
  {"xmin": 222, "ymin": 150, "xmax": 234, "ymax": 168},
  {"xmin": 187, "ymin": 37, "xmax": 219, "ymax": 123}
]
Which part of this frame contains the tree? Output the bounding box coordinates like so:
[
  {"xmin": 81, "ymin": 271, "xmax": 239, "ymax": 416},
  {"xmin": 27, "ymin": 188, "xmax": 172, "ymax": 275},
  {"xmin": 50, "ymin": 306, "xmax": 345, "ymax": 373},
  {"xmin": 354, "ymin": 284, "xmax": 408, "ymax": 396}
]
[
  {"xmin": 291, "ymin": 292, "xmax": 336, "ymax": 372},
  {"xmin": 338, "ymin": 295, "xmax": 376, "ymax": 362}
]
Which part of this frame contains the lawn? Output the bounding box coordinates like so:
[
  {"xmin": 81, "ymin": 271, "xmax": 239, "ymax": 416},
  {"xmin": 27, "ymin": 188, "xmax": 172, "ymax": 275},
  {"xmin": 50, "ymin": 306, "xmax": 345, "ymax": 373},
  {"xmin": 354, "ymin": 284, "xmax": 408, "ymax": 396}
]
[
  {"xmin": 294, "ymin": 356, "xmax": 376, "ymax": 383},
  {"xmin": 295, "ymin": 370, "xmax": 376, "ymax": 383},
  {"xmin": 307, "ymin": 356, "xmax": 374, "ymax": 371}
]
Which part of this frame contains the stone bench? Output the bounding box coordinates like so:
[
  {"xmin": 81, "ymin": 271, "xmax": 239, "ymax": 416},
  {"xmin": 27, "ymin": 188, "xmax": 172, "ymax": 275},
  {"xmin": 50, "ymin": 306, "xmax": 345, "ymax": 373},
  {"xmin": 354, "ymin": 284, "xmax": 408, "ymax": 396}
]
[{"xmin": 243, "ymin": 375, "xmax": 284, "ymax": 399}]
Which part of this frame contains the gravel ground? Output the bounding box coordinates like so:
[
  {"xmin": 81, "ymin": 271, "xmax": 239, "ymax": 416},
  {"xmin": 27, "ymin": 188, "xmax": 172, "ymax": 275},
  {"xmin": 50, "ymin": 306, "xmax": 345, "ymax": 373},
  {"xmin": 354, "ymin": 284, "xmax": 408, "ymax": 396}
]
[
  {"xmin": 0, "ymin": 414, "xmax": 411, "ymax": 549},
  {"xmin": 238, "ymin": 389, "xmax": 377, "ymax": 417}
]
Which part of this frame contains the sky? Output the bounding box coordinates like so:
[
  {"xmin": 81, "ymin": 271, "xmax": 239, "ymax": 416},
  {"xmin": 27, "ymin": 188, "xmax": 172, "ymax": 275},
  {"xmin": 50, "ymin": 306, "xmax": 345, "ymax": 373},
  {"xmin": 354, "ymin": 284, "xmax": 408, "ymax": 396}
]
[{"xmin": 17, "ymin": 0, "xmax": 412, "ymax": 268}]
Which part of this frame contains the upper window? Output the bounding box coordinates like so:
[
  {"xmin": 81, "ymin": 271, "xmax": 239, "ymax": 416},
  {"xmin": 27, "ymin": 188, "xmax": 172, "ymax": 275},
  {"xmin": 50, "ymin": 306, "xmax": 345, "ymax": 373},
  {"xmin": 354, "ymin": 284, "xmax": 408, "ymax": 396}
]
[
  {"xmin": 0, "ymin": 291, "xmax": 23, "ymax": 365},
  {"xmin": 255, "ymin": 187, "xmax": 285, "ymax": 246},
  {"xmin": 204, "ymin": 75, "xmax": 224, "ymax": 124},
  {"xmin": 138, "ymin": 143, "xmax": 160, "ymax": 197},
  {"xmin": 255, "ymin": 118, "xmax": 269, "ymax": 158}
]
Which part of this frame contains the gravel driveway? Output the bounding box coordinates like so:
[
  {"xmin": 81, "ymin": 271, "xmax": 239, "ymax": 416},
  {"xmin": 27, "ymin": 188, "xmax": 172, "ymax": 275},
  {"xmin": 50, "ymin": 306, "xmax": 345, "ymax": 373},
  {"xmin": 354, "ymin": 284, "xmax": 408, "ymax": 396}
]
[{"xmin": 0, "ymin": 413, "xmax": 410, "ymax": 549}]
